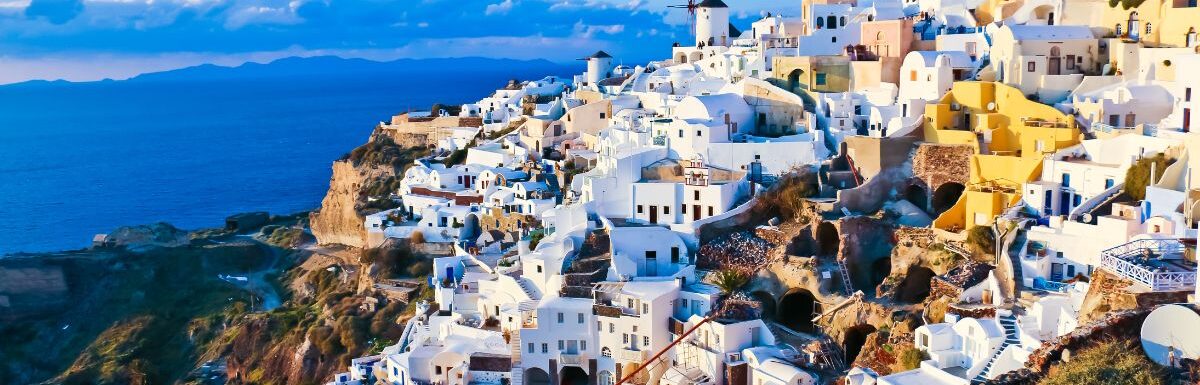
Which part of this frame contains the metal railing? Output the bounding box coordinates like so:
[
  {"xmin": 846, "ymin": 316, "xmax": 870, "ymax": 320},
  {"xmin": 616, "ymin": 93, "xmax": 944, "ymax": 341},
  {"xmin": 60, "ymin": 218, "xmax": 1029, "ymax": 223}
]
[{"xmin": 1099, "ymin": 239, "xmax": 1195, "ymax": 292}]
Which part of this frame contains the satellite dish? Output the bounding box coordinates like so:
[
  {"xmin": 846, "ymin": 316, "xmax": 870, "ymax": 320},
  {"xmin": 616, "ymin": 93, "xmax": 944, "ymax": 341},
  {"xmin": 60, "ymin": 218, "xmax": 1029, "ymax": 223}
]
[{"xmin": 1141, "ymin": 304, "xmax": 1200, "ymax": 366}]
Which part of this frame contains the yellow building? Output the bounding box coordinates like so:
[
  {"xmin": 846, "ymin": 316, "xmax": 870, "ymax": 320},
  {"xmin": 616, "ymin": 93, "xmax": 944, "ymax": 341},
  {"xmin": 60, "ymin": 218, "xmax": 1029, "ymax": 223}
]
[
  {"xmin": 923, "ymin": 82, "xmax": 1081, "ymax": 231},
  {"xmin": 1062, "ymin": 0, "xmax": 1200, "ymax": 49}
]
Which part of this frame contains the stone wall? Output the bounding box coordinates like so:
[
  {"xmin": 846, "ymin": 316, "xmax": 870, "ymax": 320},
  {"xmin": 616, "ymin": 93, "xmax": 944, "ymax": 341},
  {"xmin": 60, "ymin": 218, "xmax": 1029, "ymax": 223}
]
[
  {"xmin": 1076, "ymin": 269, "xmax": 1189, "ymax": 324},
  {"xmin": 912, "ymin": 143, "xmax": 972, "ymax": 193}
]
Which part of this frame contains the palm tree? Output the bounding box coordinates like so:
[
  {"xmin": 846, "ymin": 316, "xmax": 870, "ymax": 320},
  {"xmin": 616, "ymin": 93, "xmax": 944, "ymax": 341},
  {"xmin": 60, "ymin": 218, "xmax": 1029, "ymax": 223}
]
[{"xmin": 713, "ymin": 269, "xmax": 750, "ymax": 295}]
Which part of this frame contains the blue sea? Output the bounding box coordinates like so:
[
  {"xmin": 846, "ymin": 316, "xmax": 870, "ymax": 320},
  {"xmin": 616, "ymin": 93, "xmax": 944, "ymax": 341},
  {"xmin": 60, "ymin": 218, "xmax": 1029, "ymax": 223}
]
[{"xmin": 0, "ymin": 59, "xmax": 569, "ymax": 253}]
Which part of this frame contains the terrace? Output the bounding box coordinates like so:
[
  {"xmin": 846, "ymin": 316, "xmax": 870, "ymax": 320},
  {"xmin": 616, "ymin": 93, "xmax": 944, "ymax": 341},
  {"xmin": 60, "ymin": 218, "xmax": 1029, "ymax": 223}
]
[{"xmin": 1099, "ymin": 238, "xmax": 1197, "ymax": 292}]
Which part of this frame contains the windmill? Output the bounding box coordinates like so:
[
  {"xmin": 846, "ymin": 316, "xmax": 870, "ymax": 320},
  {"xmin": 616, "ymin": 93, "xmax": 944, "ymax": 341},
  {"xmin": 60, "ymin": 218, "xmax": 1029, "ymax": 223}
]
[{"xmin": 667, "ymin": 0, "xmax": 699, "ymax": 34}]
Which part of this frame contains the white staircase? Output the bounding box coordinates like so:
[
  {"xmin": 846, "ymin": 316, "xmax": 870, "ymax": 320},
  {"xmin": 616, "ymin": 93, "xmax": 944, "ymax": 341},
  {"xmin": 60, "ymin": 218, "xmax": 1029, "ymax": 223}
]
[
  {"xmin": 516, "ymin": 277, "xmax": 542, "ymax": 299},
  {"xmin": 511, "ymin": 366, "xmax": 524, "ymax": 385},
  {"xmin": 971, "ymin": 315, "xmax": 1020, "ymax": 383},
  {"xmin": 837, "ymin": 259, "xmax": 855, "ymax": 296}
]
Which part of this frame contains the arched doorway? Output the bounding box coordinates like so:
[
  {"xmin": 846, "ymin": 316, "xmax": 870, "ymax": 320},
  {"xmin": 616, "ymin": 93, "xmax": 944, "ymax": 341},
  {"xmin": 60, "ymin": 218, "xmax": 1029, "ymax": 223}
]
[
  {"xmin": 843, "ymin": 324, "xmax": 878, "ymax": 363},
  {"xmin": 750, "ymin": 290, "xmax": 778, "ymax": 320},
  {"xmin": 932, "ymin": 183, "xmax": 966, "ymax": 216},
  {"xmin": 778, "ymin": 289, "xmax": 821, "ymax": 332},
  {"xmin": 1048, "ymin": 46, "xmax": 1061, "ymax": 75},
  {"xmin": 462, "ymin": 213, "xmax": 482, "ymax": 243},
  {"xmin": 676, "ymin": 52, "xmax": 688, "ymax": 64},
  {"xmin": 598, "ymin": 370, "xmax": 615, "ymax": 385},
  {"xmin": 1127, "ymin": 12, "xmax": 1140, "ymax": 41},
  {"xmin": 527, "ymin": 367, "xmax": 551, "ymax": 385},
  {"xmin": 689, "ymin": 51, "xmax": 704, "ymax": 63},
  {"xmin": 816, "ymin": 222, "xmax": 840, "ymax": 256},
  {"xmin": 895, "ymin": 265, "xmax": 936, "ymax": 303},
  {"xmin": 904, "ymin": 184, "xmax": 929, "ymax": 212},
  {"xmin": 787, "ymin": 69, "xmax": 805, "ymax": 93},
  {"xmin": 561, "ymin": 366, "xmax": 588, "ymax": 385}
]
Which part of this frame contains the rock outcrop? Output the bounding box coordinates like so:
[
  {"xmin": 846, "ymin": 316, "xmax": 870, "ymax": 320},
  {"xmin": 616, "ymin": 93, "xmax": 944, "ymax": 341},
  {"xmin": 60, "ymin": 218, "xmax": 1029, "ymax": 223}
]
[
  {"xmin": 310, "ymin": 161, "xmax": 388, "ymax": 249},
  {"xmin": 1076, "ymin": 269, "xmax": 1188, "ymax": 324}
]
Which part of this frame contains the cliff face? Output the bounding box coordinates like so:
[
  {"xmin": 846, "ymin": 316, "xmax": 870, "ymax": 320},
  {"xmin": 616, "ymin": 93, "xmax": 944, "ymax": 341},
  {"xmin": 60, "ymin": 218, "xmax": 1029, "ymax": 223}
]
[
  {"xmin": 1077, "ymin": 269, "xmax": 1188, "ymax": 324},
  {"xmin": 310, "ymin": 161, "xmax": 381, "ymax": 249},
  {"xmin": 310, "ymin": 133, "xmax": 430, "ymax": 249}
]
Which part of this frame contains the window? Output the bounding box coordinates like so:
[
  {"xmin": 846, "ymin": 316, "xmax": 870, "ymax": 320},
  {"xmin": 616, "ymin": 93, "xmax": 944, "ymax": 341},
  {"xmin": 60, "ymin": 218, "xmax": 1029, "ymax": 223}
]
[
  {"xmin": 708, "ymin": 206, "xmax": 714, "ymax": 216},
  {"xmin": 600, "ymin": 112, "xmax": 607, "ymax": 119},
  {"xmin": 559, "ymin": 340, "xmax": 565, "ymax": 350},
  {"xmin": 578, "ymin": 313, "xmax": 585, "ymax": 323},
  {"xmin": 840, "ymin": 16, "xmax": 847, "ymax": 26},
  {"xmin": 528, "ymin": 343, "xmax": 535, "ymax": 353},
  {"xmin": 816, "ymin": 17, "xmax": 824, "ymax": 28},
  {"xmin": 1146, "ymin": 23, "xmax": 1152, "ymax": 34},
  {"xmin": 664, "ymin": 206, "xmax": 670, "ymax": 215},
  {"xmin": 1105, "ymin": 178, "xmax": 1115, "ymax": 189},
  {"xmin": 643, "ymin": 303, "xmax": 650, "ymax": 313},
  {"xmin": 637, "ymin": 205, "xmax": 644, "ymax": 214},
  {"xmin": 1027, "ymin": 61, "xmax": 1036, "ymax": 72},
  {"xmin": 644, "ymin": 336, "xmax": 651, "ymax": 346},
  {"xmin": 694, "ymin": 191, "xmax": 701, "ymax": 200},
  {"xmin": 815, "ymin": 73, "xmax": 827, "ymax": 85},
  {"xmin": 1187, "ymin": 88, "xmax": 1193, "ymax": 102},
  {"xmin": 1061, "ymin": 173, "xmax": 1071, "ymax": 188},
  {"xmin": 696, "ymin": 130, "xmax": 702, "ymax": 137},
  {"xmin": 646, "ymin": 250, "xmax": 657, "ymax": 259},
  {"xmin": 436, "ymin": 366, "xmax": 442, "ymax": 375},
  {"xmin": 542, "ymin": 343, "xmax": 549, "ymax": 353},
  {"xmin": 681, "ymin": 204, "xmax": 687, "ymax": 213},
  {"xmin": 909, "ymin": 70, "xmax": 918, "ymax": 81},
  {"xmin": 581, "ymin": 340, "xmax": 587, "ymax": 351},
  {"xmin": 633, "ymin": 325, "xmax": 638, "ymax": 332},
  {"xmin": 1066, "ymin": 55, "xmax": 1076, "ymax": 70},
  {"xmin": 623, "ymin": 333, "xmax": 629, "ymax": 343},
  {"xmin": 610, "ymin": 323, "xmax": 615, "ymax": 333},
  {"xmin": 678, "ymin": 129, "xmax": 684, "ymax": 138},
  {"xmin": 597, "ymin": 321, "xmax": 602, "ymax": 331},
  {"xmin": 628, "ymin": 298, "xmax": 635, "ymax": 308},
  {"xmin": 558, "ymin": 312, "xmax": 564, "ymax": 323},
  {"xmin": 671, "ymin": 247, "xmax": 680, "ymax": 264},
  {"xmin": 537, "ymin": 265, "xmax": 543, "ymax": 273}
]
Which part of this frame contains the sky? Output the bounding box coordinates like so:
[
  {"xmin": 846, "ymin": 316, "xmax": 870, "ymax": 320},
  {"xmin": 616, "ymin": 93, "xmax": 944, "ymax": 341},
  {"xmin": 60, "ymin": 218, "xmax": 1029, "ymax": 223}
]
[{"xmin": 0, "ymin": 0, "xmax": 803, "ymax": 84}]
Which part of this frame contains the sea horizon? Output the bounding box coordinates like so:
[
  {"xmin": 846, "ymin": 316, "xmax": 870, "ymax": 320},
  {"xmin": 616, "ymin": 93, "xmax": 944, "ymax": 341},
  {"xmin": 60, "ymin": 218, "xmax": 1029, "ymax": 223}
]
[{"xmin": 0, "ymin": 56, "xmax": 573, "ymax": 254}]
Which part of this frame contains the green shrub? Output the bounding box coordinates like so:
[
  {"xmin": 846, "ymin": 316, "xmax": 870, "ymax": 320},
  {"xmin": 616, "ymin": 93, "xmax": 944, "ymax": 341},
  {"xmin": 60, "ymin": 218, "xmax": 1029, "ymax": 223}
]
[
  {"xmin": 1040, "ymin": 339, "xmax": 1167, "ymax": 385},
  {"xmin": 1124, "ymin": 154, "xmax": 1174, "ymax": 201},
  {"xmin": 755, "ymin": 170, "xmax": 818, "ymax": 219},
  {"xmin": 966, "ymin": 226, "xmax": 995, "ymax": 254},
  {"xmin": 898, "ymin": 347, "xmax": 927, "ymax": 371}
]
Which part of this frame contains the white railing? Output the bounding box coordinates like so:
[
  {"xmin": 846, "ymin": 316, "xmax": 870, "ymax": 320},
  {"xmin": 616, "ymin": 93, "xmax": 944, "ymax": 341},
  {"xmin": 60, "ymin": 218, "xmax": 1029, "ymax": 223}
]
[{"xmin": 1099, "ymin": 239, "xmax": 1195, "ymax": 292}]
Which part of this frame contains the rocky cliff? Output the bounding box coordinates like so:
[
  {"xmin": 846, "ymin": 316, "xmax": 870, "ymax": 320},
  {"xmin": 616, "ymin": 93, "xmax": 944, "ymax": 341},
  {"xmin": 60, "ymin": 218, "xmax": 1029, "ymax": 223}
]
[
  {"xmin": 310, "ymin": 161, "xmax": 384, "ymax": 248},
  {"xmin": 310, "ymin": 134, "xmax": 429, "ymax": 249}
]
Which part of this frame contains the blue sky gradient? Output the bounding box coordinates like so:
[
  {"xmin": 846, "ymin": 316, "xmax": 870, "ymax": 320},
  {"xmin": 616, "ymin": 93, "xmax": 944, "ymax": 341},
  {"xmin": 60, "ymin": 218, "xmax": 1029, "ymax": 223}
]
[{"xmin": 0, "ymin": 0, "xmax": 802, "ymax": 84}]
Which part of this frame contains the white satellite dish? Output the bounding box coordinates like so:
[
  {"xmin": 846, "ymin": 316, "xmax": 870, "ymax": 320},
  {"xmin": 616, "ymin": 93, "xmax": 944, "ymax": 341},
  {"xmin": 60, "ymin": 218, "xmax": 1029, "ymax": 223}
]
[{"xmin": 1141, "ymin": 304, "xmax": 1200, "ymax": 366}]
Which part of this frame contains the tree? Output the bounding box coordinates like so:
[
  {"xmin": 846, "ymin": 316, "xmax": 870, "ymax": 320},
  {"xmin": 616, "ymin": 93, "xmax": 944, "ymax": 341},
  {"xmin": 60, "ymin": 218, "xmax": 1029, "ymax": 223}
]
[
  {"xmin": 966, "ymin": 225, "xmax": 995, "ymax": 255},
  {"xmin": 713, "ymin": 269, "xmax": 750, "ymax": 295}
]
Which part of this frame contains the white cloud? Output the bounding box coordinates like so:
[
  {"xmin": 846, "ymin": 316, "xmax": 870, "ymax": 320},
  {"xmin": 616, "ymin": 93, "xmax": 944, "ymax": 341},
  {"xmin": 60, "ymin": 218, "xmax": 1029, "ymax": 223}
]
[
  {"xmin": 572, "ymin": 20, "xmax": 624, "ymax": 38},
  {"xmin": 484, "ymin": 0, "xmax": 513, "ymax": 15}
]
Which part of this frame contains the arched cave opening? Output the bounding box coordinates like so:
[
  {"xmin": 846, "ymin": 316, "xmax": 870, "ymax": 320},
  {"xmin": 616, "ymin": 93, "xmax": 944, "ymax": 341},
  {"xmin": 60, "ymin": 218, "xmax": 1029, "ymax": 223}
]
[
  {"xmin": 750, "ymin": 291, "xmax": 778, "ymax": 320},
  {"xmin": 843, "ymin": 324, "xmax": 878, "ymax": 364},
  {"xmin": 905, "ymin": 184, "xmax": 929, "ymax": 212},
  {"xmin": 527, "ymin": 368, "xmax": 551, "ymax": 385},
  {"xmin": 816, "ymin": 222, "xmax": 840, "ymax": 256},
  {"xmin": 778, "ymin": 289, "xmax": 822, "ymax": 333},
  {"xmin": 932, "ymin": 182, "xmax": 966, "ymax": 216},
  {"xmin": 895, "ymin": 265, "xmax": 937, "ymax": 303},
  {"xmin": 560, "ymin": 366, "xmax": 588, "ymax": 385}
]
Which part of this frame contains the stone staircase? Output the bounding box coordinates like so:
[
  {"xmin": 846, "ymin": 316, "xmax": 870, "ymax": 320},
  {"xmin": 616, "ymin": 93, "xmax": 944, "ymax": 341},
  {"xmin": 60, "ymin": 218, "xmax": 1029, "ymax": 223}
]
[
  {"xmin": 971, "ymin": 314, "xmax": 1020, "ymax": 384},
  {"xmin": 559, "ymin": 230, "xmax": 612, "ymax": 298},
  {"xmin": 510, "ymin": 331, "xmax": 524, "ymax": 385}
]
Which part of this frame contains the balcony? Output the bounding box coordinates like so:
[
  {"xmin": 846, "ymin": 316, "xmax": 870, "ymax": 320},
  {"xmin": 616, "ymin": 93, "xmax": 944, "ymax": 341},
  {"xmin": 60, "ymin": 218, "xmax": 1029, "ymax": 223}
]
[
  {"xmin": 559, "ymin": 352, "xmax": 586, "ymax": 366},
  {"xmin": 616, "ymin": 348, "xmax": 647, "ymax": 362},
  {"xmin": 1099, "ymin": 238, "xmax": 1197, "ymax": 292}
]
